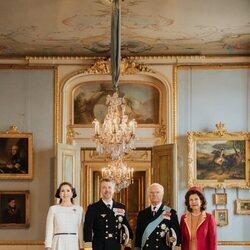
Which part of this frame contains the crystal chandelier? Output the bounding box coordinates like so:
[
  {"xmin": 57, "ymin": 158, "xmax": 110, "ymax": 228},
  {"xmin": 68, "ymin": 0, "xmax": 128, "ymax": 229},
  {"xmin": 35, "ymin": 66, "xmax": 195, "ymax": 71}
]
[
  {"xmin": 93, "ymin": 92, "xmax": 137, "ymax": 192},
  {"xmin": 93, "ymin": 92, "xmax": 137, "ymax": 160},
  {"xmin": 102, "ymin": 159, "xmax": 134, "ymax": 192}
]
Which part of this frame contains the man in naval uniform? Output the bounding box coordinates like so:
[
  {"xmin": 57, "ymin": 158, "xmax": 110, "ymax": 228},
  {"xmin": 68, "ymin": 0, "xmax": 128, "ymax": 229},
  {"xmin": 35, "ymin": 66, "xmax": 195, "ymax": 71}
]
[
  {"xmin": 135, "ymin": 183, "xmax": 181, "ymax": 250},
  {"xmin": 83, "ymin": 178, "xmax": 133, "ymax": 250}
]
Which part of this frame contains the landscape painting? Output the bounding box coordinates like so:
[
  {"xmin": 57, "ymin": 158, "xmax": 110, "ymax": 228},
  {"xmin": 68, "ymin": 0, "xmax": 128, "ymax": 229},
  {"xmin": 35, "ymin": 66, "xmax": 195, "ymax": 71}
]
[
  {"xmin": 187, "ymin": 125, "xmax": 250, "ymax": 188},
  {"xmin": 196, "ymin": 140, "xmax": 245, "ymax": 180}
]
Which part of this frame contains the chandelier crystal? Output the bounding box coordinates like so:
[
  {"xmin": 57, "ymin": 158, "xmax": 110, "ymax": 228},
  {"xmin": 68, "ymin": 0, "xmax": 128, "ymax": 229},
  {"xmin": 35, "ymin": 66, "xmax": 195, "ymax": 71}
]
[
  {"xmin": 102, "ymin": 159, "xmax": 134, "ymax": 192},
  {"xmin": 93, "ymin": 92, "xmax": 137, "ymax": 160}
]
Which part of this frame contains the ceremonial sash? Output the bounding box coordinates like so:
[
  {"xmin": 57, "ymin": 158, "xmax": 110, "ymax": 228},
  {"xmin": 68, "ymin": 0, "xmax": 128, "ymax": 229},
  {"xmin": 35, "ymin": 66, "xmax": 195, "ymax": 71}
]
[{"xmin": 141, "ymin": 206, "xmax": 171, "ymax": 248}]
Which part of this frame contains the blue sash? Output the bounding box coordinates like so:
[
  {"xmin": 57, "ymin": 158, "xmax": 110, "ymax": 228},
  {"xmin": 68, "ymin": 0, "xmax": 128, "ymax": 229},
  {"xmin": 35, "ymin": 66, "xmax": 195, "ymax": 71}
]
[{"xmin": 141, "ymin": 205, "xmax": 171, "ymax": 248}]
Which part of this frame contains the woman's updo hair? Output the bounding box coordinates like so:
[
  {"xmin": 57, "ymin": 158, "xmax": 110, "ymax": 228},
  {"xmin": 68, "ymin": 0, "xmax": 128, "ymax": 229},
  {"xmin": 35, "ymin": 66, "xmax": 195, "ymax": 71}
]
[
  {"xmin": 55, "ymin": 182, "xmax": 77, "ymax": 203},
  {"xmin": 185, "ymin": 186, "xmax": 207, "ymax": 212}
]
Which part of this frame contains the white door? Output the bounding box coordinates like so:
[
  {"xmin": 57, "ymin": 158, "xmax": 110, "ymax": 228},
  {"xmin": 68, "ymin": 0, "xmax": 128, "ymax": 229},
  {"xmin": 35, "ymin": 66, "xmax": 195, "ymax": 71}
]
[{"xmin": 57, "ymin": 143, "xmax": 81, "ymax": 205}]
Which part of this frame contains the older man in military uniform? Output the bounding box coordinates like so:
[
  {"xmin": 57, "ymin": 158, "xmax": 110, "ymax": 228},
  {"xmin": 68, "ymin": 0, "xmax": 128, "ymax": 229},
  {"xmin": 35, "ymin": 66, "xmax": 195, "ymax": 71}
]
[
  {"xmin": 135, "ymin": 183, "xmax": 181, "ymax": 250},
  {"xmin": 83, "ymin": 178, "xmax": 133, "ymax": 250}
]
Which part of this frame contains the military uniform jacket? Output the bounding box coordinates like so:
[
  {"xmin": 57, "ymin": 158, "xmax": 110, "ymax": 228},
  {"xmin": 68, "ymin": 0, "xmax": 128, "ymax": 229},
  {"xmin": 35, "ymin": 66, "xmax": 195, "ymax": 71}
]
[
  {"xmin": 135, "ymin": 204, "xmax": 181, "ymax": 250},
  {"xmin": 83, "ymin": 199, "xmax": 133, "ymax": 250}
]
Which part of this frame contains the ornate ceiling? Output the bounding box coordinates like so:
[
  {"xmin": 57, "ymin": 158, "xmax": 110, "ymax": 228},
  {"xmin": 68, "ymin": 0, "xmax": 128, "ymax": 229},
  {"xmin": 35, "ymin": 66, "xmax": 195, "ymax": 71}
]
[{"xmin": 0, "ymin": 0, "xmax": 249, "ymax": 57}]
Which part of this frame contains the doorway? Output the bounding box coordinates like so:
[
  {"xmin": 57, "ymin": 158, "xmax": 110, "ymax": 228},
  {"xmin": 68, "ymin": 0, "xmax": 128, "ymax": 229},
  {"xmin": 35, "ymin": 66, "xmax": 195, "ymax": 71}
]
[{"xmin": 81, "ymin": 145, "xmax": 174, "ymax": 230}]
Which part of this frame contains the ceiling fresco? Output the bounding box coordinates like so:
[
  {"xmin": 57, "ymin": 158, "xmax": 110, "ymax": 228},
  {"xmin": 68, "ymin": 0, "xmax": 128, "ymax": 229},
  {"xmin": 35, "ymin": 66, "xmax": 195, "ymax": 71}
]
[{"xmin": 0, "ymin": 0, "xmax": 249, "ymax": 57}]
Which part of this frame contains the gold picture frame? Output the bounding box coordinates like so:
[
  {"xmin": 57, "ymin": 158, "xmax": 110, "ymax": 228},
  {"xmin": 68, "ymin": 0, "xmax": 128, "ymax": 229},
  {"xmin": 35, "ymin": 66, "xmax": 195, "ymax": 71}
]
[
  {"xmin": 0, "ymin": 127, "xmax": 33, "ymax": 179},
  {"xmin": 187, "ymin": 123, "xmax": 250, "ymax": 189},
  {"xmin": 235, "ymin": 199, "xmax": 250, "ymax": 215},
  {"xmin": 0, "ymin": 190, "xmax": 30, "ymax": 228},
  {"xmin": 214, "ymin": 193, "xmax": 227, "ymax": 205},
  {"xmin": 214, "ymin": 209, "xmax": 228, "ymax": 227}
]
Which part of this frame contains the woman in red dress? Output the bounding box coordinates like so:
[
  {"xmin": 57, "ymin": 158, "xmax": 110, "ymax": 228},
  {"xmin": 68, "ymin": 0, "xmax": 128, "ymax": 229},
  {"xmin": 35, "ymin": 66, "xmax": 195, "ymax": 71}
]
[{"xmin": 180, "ymin": 187, "xmax": 217, "ymax": 250}]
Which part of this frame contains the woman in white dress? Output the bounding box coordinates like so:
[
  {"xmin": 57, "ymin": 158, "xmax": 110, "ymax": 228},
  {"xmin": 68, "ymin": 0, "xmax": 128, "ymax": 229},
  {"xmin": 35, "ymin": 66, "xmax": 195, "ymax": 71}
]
[{"xmin": 45, "ymin": 182, "xmax": 83, "ymax": 250}]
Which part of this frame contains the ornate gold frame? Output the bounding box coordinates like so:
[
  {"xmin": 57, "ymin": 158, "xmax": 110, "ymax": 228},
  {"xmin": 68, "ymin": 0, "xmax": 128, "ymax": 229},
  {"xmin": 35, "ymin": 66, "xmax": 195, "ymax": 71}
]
[
  {"xmin": 0, "ymin": 126, "xmax": 33, "ymax": 179},
  {"xmin": 214, "ymin": 209, "xmax": 228, "ymax": 227},
  {"xmin": 71, "ymin": 79, "xmax": 163, "ymax": 128},
  {"xmin": 214, "ymin": 193, "xmax": 227, "ymax": 205},
  {"xmin": 235, "ymin": 199, "xmax": 250, "ymax": 215},
  {"xmin": 187, "ymin": 123, "xmax": 250, "ymax": 189}
]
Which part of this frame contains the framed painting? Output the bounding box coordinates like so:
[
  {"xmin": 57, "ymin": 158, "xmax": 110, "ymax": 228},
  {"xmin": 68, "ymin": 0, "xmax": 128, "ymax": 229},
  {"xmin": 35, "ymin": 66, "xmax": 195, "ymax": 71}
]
[
  {"xmin": 0, "ymin": 130, "xmax": 33, "ymax": 179},
  {"xmin": 214, "ymin": 209, "xmax": 228, "ymax": 227},
  {"xmin": 235, "ymin": 199, "xmax": 250, "ymax": 215},
  {"xmin": 187, "ymin": 123, "xmax": 250, "ymax": 188},
  {"xmin": 72, "ymin": 82, "xmax": 160, "ymax": 126},
  {"xmin": 214, "ymin": 193, "xmax": 227, "ymax": 205},
  {"xmin": 0, "ymin": 190, "xmax": 30, "ymax": 228}
]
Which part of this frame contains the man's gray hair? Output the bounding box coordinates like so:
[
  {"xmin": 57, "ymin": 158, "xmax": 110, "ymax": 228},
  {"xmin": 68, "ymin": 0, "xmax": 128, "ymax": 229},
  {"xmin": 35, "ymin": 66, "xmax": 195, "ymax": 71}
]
[{"xmin": 148, "ymin": 183, "xmax": 164, "ymax": 194}]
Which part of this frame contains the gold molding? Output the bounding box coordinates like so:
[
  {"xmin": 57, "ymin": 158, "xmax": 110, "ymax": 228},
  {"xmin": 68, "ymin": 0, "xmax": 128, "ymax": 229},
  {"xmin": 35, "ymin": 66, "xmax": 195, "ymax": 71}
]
[
  {"xmin": 5, "ymin": 125, "xmax": 20, "ymax": 134},
  {"xmin": 154, "ymin": 122, "xmax": 167, "ymax": 144},
  {"xmin": 218, "ymin": 241, "xmax": 250, "ymax": 245},
  {"xmin": 24, "ymin": 55, "xmax": 250, "ymax": 61},
  {"xmin": 127, "ymin": 55, "xmax": 250, "ymax": 60},
  {"xmin": 26, "ymin": 56, "xmax": 105, "ymax": 61},
  {"xmin": 54, "ymin": 66, "xmax": 60, "ymax": 144},
  {"xmin": 66, "ymin": 125, "xmax": 80, "ymax": 144},
  {"xmin": 172, "ymin": 66, "xmax": 177, "ymax": 143},
  {"xmin": 176, "ymin": 64, "xmax": 250, "ymax": 70},
  {"xmin": 83, "ymin": 58, "xmax": 155, "ymax": 75}
]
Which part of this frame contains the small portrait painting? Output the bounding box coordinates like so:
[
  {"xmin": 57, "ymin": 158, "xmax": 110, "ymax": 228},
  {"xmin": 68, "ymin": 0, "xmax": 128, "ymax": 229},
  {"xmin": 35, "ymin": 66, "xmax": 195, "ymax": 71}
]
[
  {"xmin": 0, "ymin": 133, "xmax": 33, "ymax": 179},
  {"xmin": 0, "ymin": 191, "xmax": 30, "ymax": 228}
]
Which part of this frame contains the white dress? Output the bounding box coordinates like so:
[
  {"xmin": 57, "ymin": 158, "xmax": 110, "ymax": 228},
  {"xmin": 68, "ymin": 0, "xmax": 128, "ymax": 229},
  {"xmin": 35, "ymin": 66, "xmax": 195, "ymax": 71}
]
[{"xmin": 45, "ymin": 205, "xmax": 83, "ymax": 250}]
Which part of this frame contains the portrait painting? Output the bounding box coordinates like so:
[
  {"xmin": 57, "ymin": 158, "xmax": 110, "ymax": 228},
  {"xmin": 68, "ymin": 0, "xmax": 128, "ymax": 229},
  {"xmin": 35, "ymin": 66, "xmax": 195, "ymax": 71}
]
[
  {"xmin": 0, "ymin": 132, "xmax": 33, "ymax": 179},
  {"xmin": 0, "ymin": 190, "xmax": 30, "ymax": 228},
  {"xmin": 73, "ymin": 82, "xmax": 160, "ymax": 125},
  {"xmin": 214, "ymin": 209, "xmax": 228, "ymax": 227},
  {"xmin": 235, "ymin": 199, "xmax": 250, "ymax": 215},
  {"xmin": 187, "ymin": 124, "xmax": 250, "ymax": 188}
]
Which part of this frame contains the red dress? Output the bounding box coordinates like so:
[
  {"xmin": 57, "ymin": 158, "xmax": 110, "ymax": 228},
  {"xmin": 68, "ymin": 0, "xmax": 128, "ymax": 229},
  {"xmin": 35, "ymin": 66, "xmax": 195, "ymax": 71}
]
[{"xmin": 180, "ymin": 211, "xmax": 217, "ymax": 250}]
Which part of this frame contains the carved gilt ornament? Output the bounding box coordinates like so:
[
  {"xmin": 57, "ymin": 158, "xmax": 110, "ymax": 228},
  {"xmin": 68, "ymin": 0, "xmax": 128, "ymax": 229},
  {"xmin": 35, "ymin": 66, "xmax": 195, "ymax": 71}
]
[{"xmin": 83, "ymin": 58, "xmax": 154, "ymax": 75}]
